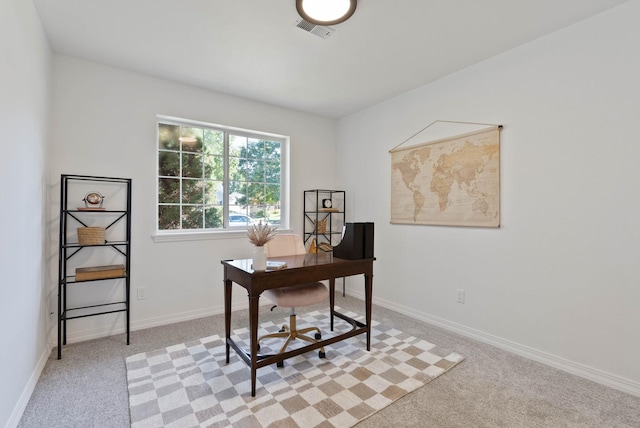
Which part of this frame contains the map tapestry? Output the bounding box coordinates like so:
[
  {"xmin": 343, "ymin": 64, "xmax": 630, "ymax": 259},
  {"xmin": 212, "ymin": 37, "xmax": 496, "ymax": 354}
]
[{"xmin": 390, "ymin": 127, "xmax": 500, "ymax": 227}]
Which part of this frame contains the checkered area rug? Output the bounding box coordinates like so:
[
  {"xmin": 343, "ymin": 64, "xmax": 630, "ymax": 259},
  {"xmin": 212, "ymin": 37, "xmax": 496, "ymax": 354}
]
[{"xmin": 126, "ymin": 309, "xmax": 463, "ymax": 428}]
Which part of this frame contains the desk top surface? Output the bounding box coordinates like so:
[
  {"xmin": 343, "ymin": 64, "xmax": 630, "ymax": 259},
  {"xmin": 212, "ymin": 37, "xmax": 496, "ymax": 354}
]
[
  {"xmin": 222, "ymin": 253, "xmax": 374, "ymax": 273},
  {"xmin": 222, "ymin": 252, "xmax": 335, "ymax": 273}
]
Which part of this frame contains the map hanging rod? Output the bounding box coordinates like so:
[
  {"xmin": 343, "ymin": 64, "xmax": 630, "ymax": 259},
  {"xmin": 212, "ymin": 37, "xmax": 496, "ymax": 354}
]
[{"xmin": 389, "ymin": 120, "xmax": 502, "ymax": 153}]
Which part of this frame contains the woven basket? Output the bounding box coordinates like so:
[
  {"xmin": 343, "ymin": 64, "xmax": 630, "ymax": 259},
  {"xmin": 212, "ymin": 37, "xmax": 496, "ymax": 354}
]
[
  {"xmin": 77, "ymin": 227, "xmax": 105, "ymax": 245},
  {"xmin": 315, "ymin": 219, "xmax": 327, "ymax": 234}
]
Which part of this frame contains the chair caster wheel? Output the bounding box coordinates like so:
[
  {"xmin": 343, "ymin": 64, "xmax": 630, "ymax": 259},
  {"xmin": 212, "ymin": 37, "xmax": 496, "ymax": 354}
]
[
  {"xmin": 314, "ymin": 333, "xmax": 321, "ymax": 340},
  {"xmin": 277, "ymin": 361, "xmax": 284, "ymax": 368},
  {"xmin": 319, "ymin": 351, "xmax": 326, "ymax": 359}
]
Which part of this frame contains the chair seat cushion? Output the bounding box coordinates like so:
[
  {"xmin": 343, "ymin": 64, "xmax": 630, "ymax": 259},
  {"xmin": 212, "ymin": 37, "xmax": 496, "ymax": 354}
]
[{"xmin": 262, "ymin": 282, "xmax": 328, "ymax": 308}]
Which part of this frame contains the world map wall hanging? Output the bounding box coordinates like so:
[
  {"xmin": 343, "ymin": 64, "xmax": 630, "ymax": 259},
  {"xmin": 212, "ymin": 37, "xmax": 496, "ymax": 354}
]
[{"xmin": 390, "ymin": 123, "xmax": 501, "ymax": 227}]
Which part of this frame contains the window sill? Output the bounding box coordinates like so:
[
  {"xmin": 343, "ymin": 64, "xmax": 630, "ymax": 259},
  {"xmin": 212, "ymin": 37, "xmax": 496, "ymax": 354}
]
[{"xmin": 151, "ymin": 228, "xmax": 292, "ymax": 243}]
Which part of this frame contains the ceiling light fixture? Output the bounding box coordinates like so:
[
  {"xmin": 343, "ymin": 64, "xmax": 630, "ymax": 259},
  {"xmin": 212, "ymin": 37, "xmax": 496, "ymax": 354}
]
[{"xmin": 296, "ymin": 0, "xmax": 357, "ymax": 26}]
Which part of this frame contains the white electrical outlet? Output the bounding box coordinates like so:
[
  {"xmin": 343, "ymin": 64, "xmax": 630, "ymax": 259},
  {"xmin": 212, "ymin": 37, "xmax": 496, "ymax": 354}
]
[
  {"xmin": 456, "ymin": 289, "xmax": 465, "ymax": 304},
  {"xmin": 137, "ymin": 287, "xmax": 147, "ymax": 300}
]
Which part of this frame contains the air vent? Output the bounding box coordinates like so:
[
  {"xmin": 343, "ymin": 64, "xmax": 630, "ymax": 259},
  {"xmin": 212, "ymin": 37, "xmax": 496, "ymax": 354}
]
[{"xmin": 295, "ymin": 18, "xmax": 334, "ymax": 39}]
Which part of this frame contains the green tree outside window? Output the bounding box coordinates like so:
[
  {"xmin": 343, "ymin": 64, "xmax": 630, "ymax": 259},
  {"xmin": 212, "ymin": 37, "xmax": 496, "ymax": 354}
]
[{"xmin": 157, "ymin": 119, "xmax": 284, "ymax": 231}]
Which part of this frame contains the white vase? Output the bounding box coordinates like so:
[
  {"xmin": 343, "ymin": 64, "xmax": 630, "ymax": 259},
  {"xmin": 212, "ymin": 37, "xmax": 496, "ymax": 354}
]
[{"xmin": 252, "ymin": 246, "xmax": 267, "ymax": 271}]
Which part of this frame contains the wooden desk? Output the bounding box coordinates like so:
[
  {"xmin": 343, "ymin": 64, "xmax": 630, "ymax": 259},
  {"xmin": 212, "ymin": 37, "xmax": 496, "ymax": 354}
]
[{"xmin": 222, "ymin": 252, "xmax": 375, "ymax": 396}]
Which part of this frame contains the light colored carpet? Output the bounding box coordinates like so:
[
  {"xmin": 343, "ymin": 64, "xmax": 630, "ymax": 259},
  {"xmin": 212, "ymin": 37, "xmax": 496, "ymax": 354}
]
[
  {"xmin": 17, "ymin": 295, "xmax": 640, "ymax": 427},
  {"xmin": 126, "ymin": 310, "xmax": 463, "ymax": 427}
]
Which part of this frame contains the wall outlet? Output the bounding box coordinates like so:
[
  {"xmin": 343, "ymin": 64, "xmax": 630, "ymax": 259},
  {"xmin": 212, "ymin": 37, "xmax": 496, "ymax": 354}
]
[
  {"xmin": 137, "ymin": 287, "xmax": 147, "ymax": 300},
  {"xmin": 456, "ymin": 289, "xmax": 465, "ymax": 304}
]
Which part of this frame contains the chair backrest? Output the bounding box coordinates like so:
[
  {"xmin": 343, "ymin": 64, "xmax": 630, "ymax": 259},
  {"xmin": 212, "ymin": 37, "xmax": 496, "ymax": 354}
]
[{"xmin": 265, "ymin": 234, "xmax": 306, "ymax": 257}]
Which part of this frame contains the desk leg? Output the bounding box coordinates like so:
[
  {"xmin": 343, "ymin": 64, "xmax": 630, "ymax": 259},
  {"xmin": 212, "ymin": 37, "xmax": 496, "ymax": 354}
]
[
  {"xmin": 224, "ymin": 279, "xmax": 232, "ymax": 363},
  {"xmin": 329, "ymin": 278, "xmax": 335, "ymax": 331},
  {"xmin": 249, "ymin": 294, "xmax": 260, "ymax": 397},
  {"xmin": 365, "ymin": 274, "xmax": 373, "ymax": 351}
]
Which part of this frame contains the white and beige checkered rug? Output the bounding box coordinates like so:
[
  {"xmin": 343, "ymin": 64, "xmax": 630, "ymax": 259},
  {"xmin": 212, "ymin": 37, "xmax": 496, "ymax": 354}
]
[{"xmin": 126, "ymin": 309, "xmax": 463, "ymax": 428}]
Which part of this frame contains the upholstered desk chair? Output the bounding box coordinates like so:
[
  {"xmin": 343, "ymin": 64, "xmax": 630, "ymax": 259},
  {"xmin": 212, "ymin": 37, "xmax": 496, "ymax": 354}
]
[{"xmin": 259, "ymin": 234, "xmax": 328, "ymax": 367}]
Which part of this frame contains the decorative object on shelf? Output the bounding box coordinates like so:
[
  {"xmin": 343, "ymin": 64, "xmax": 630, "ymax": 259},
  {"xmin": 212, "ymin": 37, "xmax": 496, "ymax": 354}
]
[
  {"xmin": 317, "ymin": 242, "xmax": 333, "ymax": 252},
  {"xmin": 315, "ymin": 218, "xmax": 327, "ymax": 234},
  {"xmin": 77, "ymin": 226, "xmax": 106, "ymax": 245},
  {"xmin": 322, "ymin": 198, "xmax": 332, "ymax": 209},
  {"xmin": 308, "ymin": 237, "xmax": 317, "ymax": 253},
  {"xmin": 247, "ymin": 222, "xmax": 277, "ymax": 271},
  {"xmin": 80, "ymin": 191, "xmax": 105, "ymax": 210},
  {"xmin": 75, "ymin": 264, "xmax": 125, "ymax": 281}
]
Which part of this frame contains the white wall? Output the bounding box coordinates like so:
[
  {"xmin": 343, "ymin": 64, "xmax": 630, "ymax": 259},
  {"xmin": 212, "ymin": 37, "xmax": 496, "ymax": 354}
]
[
  {"xmin": 337, "ymin": 1, "xmax": 640, "ymax": 394},
  {"xmin": 0, "ymin": 0, "xmax": 51, "ymax": 427},
  {"xmin": 47, "ymin": 55, "xmax": 337, "ymax": 342}
]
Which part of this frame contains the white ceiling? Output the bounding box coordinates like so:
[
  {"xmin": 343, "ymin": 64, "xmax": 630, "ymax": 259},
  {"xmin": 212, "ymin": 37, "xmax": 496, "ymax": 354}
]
[{"xmin": 33, "ymin": 0, "xmax": 628, "ymax": 119}]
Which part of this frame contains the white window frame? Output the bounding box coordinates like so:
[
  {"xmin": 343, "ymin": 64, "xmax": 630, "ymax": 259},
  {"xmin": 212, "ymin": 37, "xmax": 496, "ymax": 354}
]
[{"xmin": 152, "ymin": 115, "xmax": 290, "ymax": 242}]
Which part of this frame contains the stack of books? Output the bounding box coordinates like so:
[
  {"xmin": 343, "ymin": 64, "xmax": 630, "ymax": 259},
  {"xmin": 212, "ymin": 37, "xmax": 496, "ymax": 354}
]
[{"xmin": 266, "ymin": 261, "xmax": 287, "ymax": 271}]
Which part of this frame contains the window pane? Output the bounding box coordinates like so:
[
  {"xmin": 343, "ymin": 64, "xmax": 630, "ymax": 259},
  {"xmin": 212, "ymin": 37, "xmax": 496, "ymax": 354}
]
[
  {"xmin": 247, "ymin": 183, "xmax": 265, "ymax": 205},
  {"xmin": 229, "ymin": 157, "xmax": 246, "ymax": 182},
  {"xmin": 264, "ymin": 202, "xmax": 281, "ymax": 225},
  {"xmin": 229, "ymin": 135, "xmax": 246, "ymax": 157},
  {"xmin": 159, "ymin": 124, "xmax": 180, "ymax": 150},
  {"xmin": 204, "ymin": 155, "xmax": 223, "ymax": 180},
  {"xmin": 182, "ymin": 153, "xmax": 203, "ymax": 178},
  {"xmin": 204, "ymin": 129, "xmax": 223, "ymax": 155},
  {"xmin": 204, "ymin": 206, "xmax": 222, "ymax": 228},
  {"xmin": 265, "ymin": 160, "xmax": 280, "ymax": 184},
  {"xmin": 181, "ymin": 127, "xmax": 203, "ymax": 153},
  {"xmin": 204, "ymin": 181, "xmax": 222, "ymax": 205},
  {"xmin": 247, "ymin": 160, "xmax": 265, "ymax": 182},
  {"xmin": 264, "ymin": 140, "xmax": 281, "ymax": 160},
  {"xmin": 159, "ymin": 151, "xmax": 180, "ymax": 177},
  {"xmin": 247, "ymin": 138, "xmax": 264, "ymax": 159},
  {"xmin": 158, "ymin": 205, "xmax": 180, "ymax": 230},
  {"xmin": 182, "ymin": 206, "xmax": 203, "ymax": 229},
  {"xmin": 265, "ymin": 183, "xmax": 280, "ymax": 205},
  {"xmin": 182, "ymin": 179, "xmax": 203, "ymax": 204},
  {"xmin": 229, "ymin": 182, "xmax": 247, "ymax": 210},
  {"xmin": 159, "ymin": 178, "xmax": 180, "ymax": 203}
]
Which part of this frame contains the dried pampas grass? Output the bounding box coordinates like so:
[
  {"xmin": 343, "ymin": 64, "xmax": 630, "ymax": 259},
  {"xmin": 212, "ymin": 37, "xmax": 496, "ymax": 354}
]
[{"xmin": 247, "ymin": 222, "xmax": 277, "ymax": 246}]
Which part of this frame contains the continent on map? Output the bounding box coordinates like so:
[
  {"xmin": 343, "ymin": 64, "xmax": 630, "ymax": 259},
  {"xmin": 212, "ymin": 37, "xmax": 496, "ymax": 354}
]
[
  {"xmin": 430, "ymin": 141, "xmax": 499, "ymax": 212},
  {"xmin": 391, "ymin": 146, "xmax": 431, "ymax": 221}
]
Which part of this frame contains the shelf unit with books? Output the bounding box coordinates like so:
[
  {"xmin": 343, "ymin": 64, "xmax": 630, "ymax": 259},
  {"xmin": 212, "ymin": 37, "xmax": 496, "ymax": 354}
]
[
  {"xmin": 57, "ymin": 174, "xmax": 132, "ymax": 359},
  {"xmin": 303, "ymin": 189, "xmax": 345, "ymax": 251}
]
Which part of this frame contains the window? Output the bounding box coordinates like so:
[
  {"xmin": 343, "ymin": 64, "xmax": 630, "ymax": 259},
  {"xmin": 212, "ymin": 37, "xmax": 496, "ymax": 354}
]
[{"xmin": 157, "ymin": 116, "xmax": 288, "ymax": 234}]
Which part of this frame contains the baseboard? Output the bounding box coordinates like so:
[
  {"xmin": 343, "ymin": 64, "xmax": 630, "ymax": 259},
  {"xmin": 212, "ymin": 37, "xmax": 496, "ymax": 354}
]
[
  {"xmin": 5, "ymin": 343, "xmax": 51, "ymax": 428},
  {"xmin": 346, "ymin": 287, "xmax": 640, "ymax": 398}
]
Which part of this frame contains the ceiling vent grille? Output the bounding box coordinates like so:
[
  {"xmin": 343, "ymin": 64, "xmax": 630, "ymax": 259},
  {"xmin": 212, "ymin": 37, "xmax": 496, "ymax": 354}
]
[{"xmin": 295, "ymin": 18, "xmax": 334, "ymax": 39}]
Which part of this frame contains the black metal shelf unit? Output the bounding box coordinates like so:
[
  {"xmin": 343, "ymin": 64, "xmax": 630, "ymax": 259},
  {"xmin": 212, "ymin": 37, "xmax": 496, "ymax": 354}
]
[
  {"xmin": 303, "ymin": 189, "xmax": 346, "ymax": 249},
  {"xmin": 304, "ymin": 189, "xmax": 346, "ymax": 296},
  {"xmin": 57, "ymin": 174, "xmax": 132, "ymax": 359}
]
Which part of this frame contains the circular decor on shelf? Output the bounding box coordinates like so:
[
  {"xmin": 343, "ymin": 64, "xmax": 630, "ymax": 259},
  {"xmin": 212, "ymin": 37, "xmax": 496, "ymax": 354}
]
[{"xmin": 83, "ymin": 192, "xmax": 104, "ymax": 209}]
